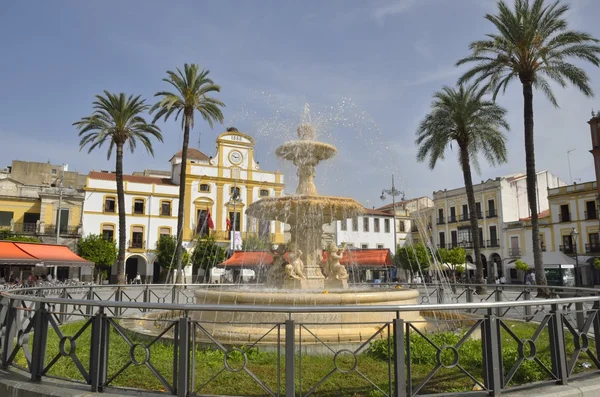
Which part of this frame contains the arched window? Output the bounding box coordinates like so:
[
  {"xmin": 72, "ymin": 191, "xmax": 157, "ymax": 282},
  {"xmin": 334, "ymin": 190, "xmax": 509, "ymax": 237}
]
[{"xmin": 260, "ymin": 189, "xmax": 269, "ymax": 197}]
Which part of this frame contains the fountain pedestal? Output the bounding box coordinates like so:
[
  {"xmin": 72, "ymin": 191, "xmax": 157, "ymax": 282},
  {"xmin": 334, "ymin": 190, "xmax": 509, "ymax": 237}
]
[{"xmin": 324, "ymin": 278, "xmax": 348, "ymax": 290}]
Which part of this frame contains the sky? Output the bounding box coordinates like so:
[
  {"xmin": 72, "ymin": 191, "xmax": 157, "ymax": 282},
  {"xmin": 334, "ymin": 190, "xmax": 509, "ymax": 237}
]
[{"xmin": 1, "ymin": 0, "xmax": 599, "ymax": 207}]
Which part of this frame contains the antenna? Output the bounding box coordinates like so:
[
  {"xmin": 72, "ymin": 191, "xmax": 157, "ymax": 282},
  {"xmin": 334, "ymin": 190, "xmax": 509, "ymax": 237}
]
[{"xmin": 567, "ymin": 149, "xmax": 575, "ymax": 185}]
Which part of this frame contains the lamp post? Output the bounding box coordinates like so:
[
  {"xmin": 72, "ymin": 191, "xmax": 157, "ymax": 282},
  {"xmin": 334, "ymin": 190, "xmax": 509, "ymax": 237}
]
[
  {"xmin": 571, "ymin": 227, "xmax": 580, "ymax": 286},
  {"xmin": 229, "ymin": 180, "xmax": 241, "ymax": 251},
  {"xmin": 54, "ymin": 165, "xmax": 65, "ymax": 278},
  {"xmin": 380, "ymin": 174, "xmax": 405, "ymax": 255}
]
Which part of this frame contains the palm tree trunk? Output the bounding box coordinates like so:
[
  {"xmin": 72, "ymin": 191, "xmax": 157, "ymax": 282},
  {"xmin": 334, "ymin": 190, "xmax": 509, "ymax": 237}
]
[
  {"xmin": 174, "ymin": 114, "xmax": 191, "ymax": 284},
  {"xmin": 115, "ymin": 143, "xmax": 127, "ymax": 285},
  {"xmin": 459, "ymin": 144, "xmax": 485, "ymax": 291},
  {"xmin": 522, "ymin": 81, "xmax": 548, "ymax": 294}
]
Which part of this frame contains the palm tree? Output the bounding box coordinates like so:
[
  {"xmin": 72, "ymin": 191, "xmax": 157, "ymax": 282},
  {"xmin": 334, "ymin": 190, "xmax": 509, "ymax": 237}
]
[
  {"xmin": 151, "ymin": 64, "xmax": 225, "ymax": 283},
  {"xmin": 416, "ymin": 84, "xmax": 509, "ymax": 289},
  {"xmin": 456, "ymin": 0, "xmax": 600, "ymax": 290},
  {"xmin": 75, "ymin": 91, "xmax": 163, "ymax": 285}
]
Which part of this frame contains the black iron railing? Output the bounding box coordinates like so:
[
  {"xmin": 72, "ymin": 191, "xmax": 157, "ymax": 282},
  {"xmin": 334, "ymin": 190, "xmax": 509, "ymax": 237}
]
[
  {"xmin": 447, "ymin": 215, "xmax": 457, "ymax": 224},
  {"xmin": 436, "ymin": 217, "xmax": 445, "ymax": 225},
  {"xmin": 43, "ymin": 224, "xmax": 80, "ymax": 236},
  {"xmin": 12, "ymin": 222, "xmax": 37, "ymax": 234},
  {"xmin": 585, "ymin": 210, "xmax": 598, "ymax": 220},
  {"xmin": 129, "ymin": 239, "xmax": 146, "ymax": 249},
  {"xmin": 486, "ymin": 239, "xmax": 500, "ymax": 248},
  {"xmin": 509, "ymin": 248, "xmax": 521, "ymax": 257},
  {"xmin": 560, "ymin": 244, "xmax": 576, "ymax": 254},
  {"xmin": 486, "ymin": 209, "xmax": 497, "ymax": 218},
  {"xmin": 560, "ymin": 212, "xmax": 571, "ymax": 222},
  {"xmin": 586, "ymin": 243, "xmax": 600, "ymax": 253}
]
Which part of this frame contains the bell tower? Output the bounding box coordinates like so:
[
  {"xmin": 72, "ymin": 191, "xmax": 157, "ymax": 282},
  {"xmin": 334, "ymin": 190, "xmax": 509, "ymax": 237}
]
[{"xmin": 589, "ymin": 111, "xmax": 600, "ymax": 214}]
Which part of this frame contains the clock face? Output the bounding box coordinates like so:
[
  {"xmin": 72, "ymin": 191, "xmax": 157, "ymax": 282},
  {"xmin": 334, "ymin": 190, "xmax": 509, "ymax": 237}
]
[{"xmin": 229, "ymin": 150, "xmax": 243, "ymax": 165}]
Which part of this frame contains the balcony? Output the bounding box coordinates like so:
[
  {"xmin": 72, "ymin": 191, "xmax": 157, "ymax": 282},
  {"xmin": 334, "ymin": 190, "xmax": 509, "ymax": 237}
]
[
  {"xmin": 486, "ymin": 239, "xmax": 500, "ymax": 248},
  {"xmin": 12, "ymin": 223, "xmax": 38, "ymax": 234},
  {"xmin": 559, "ymin": 244, "xmax": 576, "ymax": 254},
  {"xmin": 129, "ymin": 240, "xmax": 146, "ymax": 250},
  {"xmin": 476, "ymin": 211, "xmax": 483, "ymax": 219},
  {"xmin": 586, "ymin": 243, "xmax": 600, "ymax": 253},
  {"xmin": 447, "ymin": 215, "xmax": 457, "ymax": 224},
  {"xmin": 585, "ymin": 210, "xmax": 598, "ymax": 220},
  {"xmin": 436, "ymin": 218, "xmax": 445, "ymax": 225},
  {"xmin": 509, "ymin": 248, "xmax": 521, "ymax": 257},
  {"xmin": 486, "ymin": 209, "xmax": 497, "ymax": 218},
  {"xmin": 559, "ymin": 212, "xmax": 571, "ymax": 223},
  {"xmin": 43, "ymin": 224, "xmax": 80, "ymax": 236},
  {"xmin": 459, "ymin": 241, "xmax": 474, "ymax": 249},
  {"xmin": 459, "ymin": 214, "xmax": 469, "ymax": 222},
  {"xmin": 437, "ymin": 244, "xmax": 446, "ymax": 249}
]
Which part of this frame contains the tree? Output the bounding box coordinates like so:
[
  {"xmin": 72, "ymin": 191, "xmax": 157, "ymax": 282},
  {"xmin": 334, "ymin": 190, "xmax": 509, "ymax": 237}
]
[
  {"xmin": 416, "ymin": 84, "xmax": 508, "ymax": 290},
  {"xmin": 457, "ymin": 0, "xmax": 600, "ymax": 291},
  {"xmin": 189, "ymin": 235, "xmax": 227, "ymax": 280},
  {"xmin": 75, "ymin": 91, "xmax": 163, "ymax": 284},
  {"xmin": 156, "ymin": 235, "xmax": 190, "ymax": 270},
  {"xmin": 242, "ymin": 234, "xmax": 270, "ymax": 251},
  {"xmin": 77, "ymin": 234, "xmax": 118, "ymax": 280},
  {"xmin": 0, "ymin": 230, "xmax": 40, "ymax": 242},
  {"xmin": 152, "ymin": 64, "xmax": 225, "ymax": 283},
  {"xmin": 396, "ymin": 243, "xmax": 432, "ymax": 274},
  {"xmin": 439, "ymin": 247, "xmax": 467, "ymax": 282}
]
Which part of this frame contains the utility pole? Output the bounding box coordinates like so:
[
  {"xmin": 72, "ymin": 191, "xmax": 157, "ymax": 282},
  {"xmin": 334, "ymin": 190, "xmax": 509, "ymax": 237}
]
[
  {"xmin": 54, "ymin": 164, "xmax": 65, "ymax": 278},
  {"xmin": 567, "ymin": 149, "xmax": 575, "ymax": 185},
  {"xmin": 381, "ymin": 174, "xmax": 405, "ymax": 255}
]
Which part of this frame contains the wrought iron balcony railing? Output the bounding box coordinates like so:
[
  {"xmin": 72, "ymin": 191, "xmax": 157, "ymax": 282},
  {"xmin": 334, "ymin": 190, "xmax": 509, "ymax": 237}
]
[
  {"xmin": 129, "ymin": 239, "xmax": 146, "ymax": 249},
  {"xmin": 43, "ymin": 224, "xmax": 80, "ymax": 236},
  {"xmin": 586, "ymin": 243, "xmax": 600, "ymax": 253},
  {"xmin": 559, "ymin": 244, "xmax": 576, "ymax": 254},
  {"xmin": 509, "ymin": 248, "xmax": 521, "ymax": 257},
  {"xmin": 486, "ymin": 239, "xmax": 500, "ymax": 248},
  {"xmin": 560, "ymin": 212, "xmax": 571, "ymax": 222},
  {"xmin": 486, "ymin": 209, "xmax": 497, "ymax": 218},
  {"xmin": 436, "ymin": 217, "xmax": 445, "ymax": 225},
  {"xmin": 12, "ymin": 222, "xmax": 38, "ymax": 234},
  {"xmin": 585, "ymin": 210, "xmax": 598, "ymax": 220},
  {"xmin": 447, "ymin": 215, "xmax": 457, "ymax": 224}
]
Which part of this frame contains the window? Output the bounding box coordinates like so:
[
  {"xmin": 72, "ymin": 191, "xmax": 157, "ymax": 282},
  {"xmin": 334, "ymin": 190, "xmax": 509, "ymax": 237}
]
[
  {"xmin": 540, "ymin": 233, "xmax": 546, "ymax": 252},
  {"xmin": 159, "ymin": 227, "xmax": 171, "ymax": 236},
  {"xmin": 462, "ymin": 204, "xmax": 468, "ymax": 221},
  {"xmin": 384, "ymin": 218, "xmax": 390, "ymax": 233},
  {"xmin": 56, "ymin": 208, "xmax": 69, "ymax": 233},
  {"xmin": 260, "ymin": 189, "xmax": 269, "ymax": 197},
  {"xmin": 450, "ymin": 230, "xmax": 458, "ymax": 247},
  {"xmin": 560, "ymin": 204, "xmax": 570, "ymax": 222},
  {"xmin": 133, "ymin": 199, "xmax": 145, "ymax": 215},
  {"xmin": 363, "ymin": 217, "xmax": 369, "ymax": 232},
  {"xmin": 102, "ymin": 224, "xmax": 114, "ymax": 241},
  {"xmin": 377, "ymin": 244, "xmax": 384, "ymax": 249},
  {"xmin": 196, "ymin": 210, "xmax": 209, "ymax": 237},
  {"xmin": 489, "ymin": 226, "xmax": 498, "ymax": 247},
  {"xmin": 104, "ymin": 197, "xmax": 116, "ymax": 213},
  {"xmin": 439, "ymin": 231, "xmax": 446, "ymax": 248},
  {"xmin": 399, "ymin": 221, "xmax": 405, "ymax": 232},
  {"xmin": 0, "ymin": 211, "xmax": 14, "ymax": 226},
  {"xmin": 374, "ymin": 218, "xmax": 380, "ymax": 232},
  {"xmin": 228, "ymin": 212, "xmax": 241, "ymax": 232},
  {"xmin": 199, "ymin": 183, "xmax": 211, "ymax": 192},
  {"xmin": 361, "ymin": 244, "xmax": 368, "ymax": 249},
  {"xmin": 510, "ymin": 236, "xmax": 520, "ymax": 256},
  {"xmin": 352, "ymin": 217, "xmax": 358, "ymax": 231},
  {"xmin": 340, "ymin": 219, "xmax": 347, "ymax": 231},
  {"xmin": 586, "ymin": 201, "xmax": 597, "ymax": 219},
  {"xmin": 589, "ymin": 233, "xmax": 600, "ymax": 253},
  {"xmin": 131, "ymin": 226, "xmax": 144, "ymax": 249},
  {"xmin": 230, "ymin": 186, "xmax": 241, "ymax": 198},
  {"xmin": 51, "ymin": 168, "xmax": 57, "ymax": 175},
  {"xmin": 160, "ymin": 201, "xmax": 171, "ymax": 216},
  {"xmin": 258, "ymin": 220, "xmax": 270, "ymax": 238},
  {"xmin": 449, "ymin": 207, "xmax": 456, "ymax": 222},
  {"xmin": 475, "ymin": 202, "xmax": 482, "ymax": 218},
  {"xmin": 457, "ymin": 227, "xmax": 472, "ymax": 246},
  {"xmin": 437, "ymin": 208, "xmax": 444, "ymax": 224},
  {"xmin": 479, "ymin": 227, "xmax": 484, "ymax": 246}
]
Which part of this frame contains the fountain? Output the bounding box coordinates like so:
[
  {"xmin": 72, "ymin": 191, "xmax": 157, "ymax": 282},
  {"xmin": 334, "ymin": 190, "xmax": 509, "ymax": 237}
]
[{"xmin": 194, "ymin": 105, "xmax": 422, "ymax": 344}]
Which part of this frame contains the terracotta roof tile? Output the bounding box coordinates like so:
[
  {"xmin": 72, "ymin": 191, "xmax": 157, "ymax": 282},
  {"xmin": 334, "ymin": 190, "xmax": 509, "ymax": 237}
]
[
  {"xmin": 170, "ymin": 148, "xmax": 210, "ymax": 161},
  {"xmin": 519, "ymin": 209, "xmax": 550, "ymax": 221},
  {"xmin": 363, "ymin": 208, "xmax": 394, "ymax": 216},
  {"xmin": 88, "ymin": 171, "xmax": 175, "ymax": 186}
]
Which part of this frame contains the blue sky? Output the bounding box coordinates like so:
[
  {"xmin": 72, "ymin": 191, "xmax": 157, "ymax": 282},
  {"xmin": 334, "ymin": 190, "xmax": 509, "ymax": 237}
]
[{"xmin": 1, "ymin": 0, "xmax": 599, "ymax": 206}]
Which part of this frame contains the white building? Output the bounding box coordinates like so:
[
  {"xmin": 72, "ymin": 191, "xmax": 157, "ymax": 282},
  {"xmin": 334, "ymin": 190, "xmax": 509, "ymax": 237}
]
[
  {"xmin": 82, "ymin": 128, "xmax": 285, "ymax": 283},
  {"xmin": 376, "ymin": 197, "xmax": 434, "ymax": 248},
  {"xmin": 430, "ymin": 171, "xmax": 565, "ymax": 280},
  {"xmin": 333, "ymin": 208, "xmax": 396, "ymax": 254}
]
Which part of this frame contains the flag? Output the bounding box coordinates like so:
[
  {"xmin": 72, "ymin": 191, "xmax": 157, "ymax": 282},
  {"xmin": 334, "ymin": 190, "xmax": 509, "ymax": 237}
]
[
  {"xmin": 226, "ymin": 218, "xmax": 231, "ymax": 232},
  {"xmin": 207, "ymin": 210, "xmax": 215, "ymax": 230}
]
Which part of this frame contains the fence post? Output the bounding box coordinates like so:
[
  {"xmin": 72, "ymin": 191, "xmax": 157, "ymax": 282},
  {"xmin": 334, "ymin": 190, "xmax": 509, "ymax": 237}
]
[
  {"xmin": 143, "ymin": 285, "xmax": 150, "ymax": 313},
  {"xmin": 593, "ymin": 301, "xmax": 600, "ymax": 362},
  {"xmin": 393, "ymin": 317, "xmax": 406, "ymax": 397},
  {"xmin": 86, "ymin": 286, "xmax": 94, "ymax": 316},
  {"xmin": 59, "ymin": 287, "xmax": 68, "ymax": 324},
  {"xmin": 523, "ymin": 290, "xmax": 531, "ymax": 321},
  {"xmin": 466, "ymin": 286, "xmax": 473, "ymax": 313},
  {"xmin": 285, "ymin": 319, "xmax": 295, "ymax": 397},
  {"xmin": 177, "ymin": 315, "xmax": 190, "ymax": 397},
  {"xmin": 89, "ymin": 308, "xmax": 105, "ymax": 391},
  {"xmin": 575, "ymin": 302, "xmax": 585, "ymax": 332},
  {"xmin": 437, "ymin": 286, "xmax": 445, "ymax": 304},
  {"xmin": 549, "ymin": 304, "xmax": 568, "ymax": 385},
  {"xmin": 494, "ymin": 287, "xmax": 502, "ymax": 317},
  {"xmin": 172, "ymin": 285, "xmax": 178, "ymax": 304},
  {"xmin": 1, "ymin": 299, "xmax": 16, "ymax": 369},
  {"xmin": 30, "ymin": 302, "xmax": 48, "ymax": 381},
  {"xmin": 115, "ymin": 287, "xmax": 122, "ymax": 317},
  {"xmin": 483, "ymin": 309, "xmax": 501, "ymax": 396}
]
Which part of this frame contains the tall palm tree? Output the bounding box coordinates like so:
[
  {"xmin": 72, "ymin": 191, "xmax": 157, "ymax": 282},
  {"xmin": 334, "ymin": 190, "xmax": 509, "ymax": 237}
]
[
  {"xmin": 75, "ymin": 91, "xmax": 163, "ymax": 285},
  {"xmin": 457, "ymin": 0, "xmax": 600, "ymax": 290},
  {"xmin": 416, "ymin": 84, "xmax": 509, "ymax": 289},
  {"xmin": 151, "ymin": 64, "xmax": 225, "ymax": 283}
]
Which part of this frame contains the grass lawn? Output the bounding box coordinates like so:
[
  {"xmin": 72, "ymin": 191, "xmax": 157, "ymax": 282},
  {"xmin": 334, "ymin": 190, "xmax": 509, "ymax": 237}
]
[{"xmin": 13, "ymin": 315, "xmax": 597, "ymax": 397}]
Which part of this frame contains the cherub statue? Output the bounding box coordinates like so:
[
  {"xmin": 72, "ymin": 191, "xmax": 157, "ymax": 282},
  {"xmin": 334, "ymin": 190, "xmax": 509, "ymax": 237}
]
[
  {"xmin": 267, "ymin": 244, "xmax": 287, "ymax": 287},
  {"xmin": 325, "ymin": 242, "xmax": 348, "ymax": 280},
  {"xmin": 286, "ymin": 248, "xmax": 305, "ymax": 280}
]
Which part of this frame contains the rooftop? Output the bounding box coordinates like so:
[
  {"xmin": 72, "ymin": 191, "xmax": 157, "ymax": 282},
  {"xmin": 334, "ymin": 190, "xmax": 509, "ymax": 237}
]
[
  {"xmin": 170, "ymin": 148, "xmax": 210, "ymax": 162},
  {"xmin": 88, "ymin": 171, "xmax": 175, "ymax": 186}
]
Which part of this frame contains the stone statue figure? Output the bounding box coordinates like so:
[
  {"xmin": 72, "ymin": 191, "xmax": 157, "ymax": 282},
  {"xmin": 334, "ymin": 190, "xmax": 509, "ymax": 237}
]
[
  {"xmin": 325, "ymin": 242, "xmax": 348, "ymax": 280},
  {"xmin": 266, "ymin": 244, "xmax": 287, "ymax": 287},
  {"xmin": 285, "ymin": 248, "xmax": 305, "ymax": 280}
]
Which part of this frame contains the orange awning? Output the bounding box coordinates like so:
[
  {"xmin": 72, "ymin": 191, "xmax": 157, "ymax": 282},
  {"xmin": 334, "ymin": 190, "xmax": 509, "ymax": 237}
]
[
  {"xmin": 219, "ymin": 249, "xmax": 392, "ymax": 268},
  {"xmin": 0, "ymin": 241, "xmax": 94, "ymax": 267}
]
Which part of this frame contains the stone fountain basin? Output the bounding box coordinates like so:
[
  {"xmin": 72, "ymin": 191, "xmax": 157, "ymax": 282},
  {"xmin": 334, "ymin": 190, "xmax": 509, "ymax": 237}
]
[
  {"xmin": 275, "ymin": 140, "xmax": 337, "ymax": 163},
  {"xmin": 246, "ymin": 195, "xmax": 364, "ymax": 223},
  {"xmin": 193, "ymin": 287, "xmax": 423, "ymax": 345}
]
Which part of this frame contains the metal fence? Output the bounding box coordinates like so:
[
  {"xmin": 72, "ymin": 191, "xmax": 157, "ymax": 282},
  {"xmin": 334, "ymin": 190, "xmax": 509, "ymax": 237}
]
[{"xmin": 0, "ymin": 283, "xmax": 599, "ymax": 396}]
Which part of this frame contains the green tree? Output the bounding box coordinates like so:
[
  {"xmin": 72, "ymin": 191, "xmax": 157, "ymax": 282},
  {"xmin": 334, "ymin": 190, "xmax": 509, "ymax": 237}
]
[
  {"xmin": 416, "ymin": 85, "xmax": 508, "ymax": 289},
  {"xmin": 189, "ymin": 235, "xmax": 227, "ymax": 279},
  {"xmin": 151, "ymin": 64, "xmax": 225, "ymax": 283},
  {"xmin": 156, "ymin": 235, "xmax": 190, "ymax": 270},
  {"xmin": 242, "ymin": 234, "xmax": 270, "ymax": 251},
  {"xmin": 457, "ymin": 0, "xmax": 600, "ymax": 290},
  {"xmin": 439, "ymin": 247, "xmax": 467, "ymax": 281},
  {"xmin": 77, "ymin": 234, "xmax": 118, "ymax": 280},
  {"xmin": 396, "ymin": 243, "xmax": 432, "ymax": 274},
  {"xmin": 75, "ymin": 91, "xmax": 163, "ymax": 284}
]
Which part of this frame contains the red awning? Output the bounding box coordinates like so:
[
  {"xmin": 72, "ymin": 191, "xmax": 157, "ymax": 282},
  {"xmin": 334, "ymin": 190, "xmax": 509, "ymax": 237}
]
[
  {"xmin": 0, "ymin": 241, "xmax": 94, "ymax": 267},
  {"xmin": 219, "ymin": 249, "xmax": 392, "ymax": 268}
]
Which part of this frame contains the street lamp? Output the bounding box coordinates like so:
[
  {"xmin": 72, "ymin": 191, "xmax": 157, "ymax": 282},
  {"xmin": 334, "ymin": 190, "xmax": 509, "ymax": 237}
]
[
  {"xmin": 229, "ymin": 181, "xmax": 242, "ymax": 250},
  {"xmin": 380, "ymin": 174, "xmax": 405, "ymax": 255},
  {"xmin": 571, "ymin": 227, "xmax": 580, "ymax": 286}
]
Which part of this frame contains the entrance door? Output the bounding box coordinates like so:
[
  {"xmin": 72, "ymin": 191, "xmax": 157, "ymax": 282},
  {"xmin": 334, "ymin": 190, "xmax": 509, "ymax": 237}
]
[
  {"xmin": 153, "ymin": 261, "xmax": 161, "ymax": 284},
  {"xmin": 125, "ymin": 257, "xmax": 138, "ymax": 283}
]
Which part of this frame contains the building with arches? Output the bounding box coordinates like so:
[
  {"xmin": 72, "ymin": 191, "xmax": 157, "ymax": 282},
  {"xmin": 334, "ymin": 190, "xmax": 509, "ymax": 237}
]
[{"xmin": 81, "ymin": 128, "xmax": 285, "ymax": 283}]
